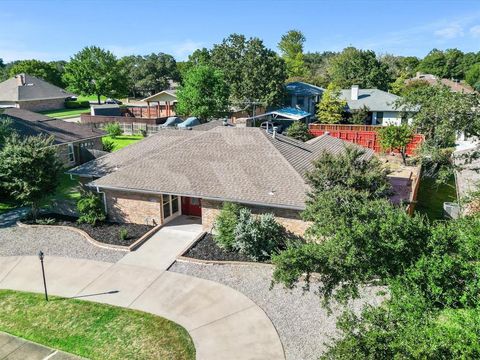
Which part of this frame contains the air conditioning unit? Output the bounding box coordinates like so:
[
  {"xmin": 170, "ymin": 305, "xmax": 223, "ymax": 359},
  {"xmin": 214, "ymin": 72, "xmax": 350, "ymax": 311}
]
[{"xmin": 443, "ymin": 202, "xmax": 460, "ymax": 219}]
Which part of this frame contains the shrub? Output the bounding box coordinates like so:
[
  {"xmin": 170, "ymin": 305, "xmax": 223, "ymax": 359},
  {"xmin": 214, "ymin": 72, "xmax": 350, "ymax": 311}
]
[
  {"xmin": 234, "ymin": 209, "xmax": 286, "ymax": 261},
  {"xmin": 77, "ymin": 191, "xmax": 106, "ymax": 226},
  {"xmin": 104, "ymin": 122, "xmax": 122, "ymax": 138},
  {"xmin": 138, "ymin": 129, "xmax": 147, "ymax": 137},
  {"xmin": 119, "ymin": 228, "xmax": 129, "ymax": 241},
  {"xmin": 102, "ymin": 138, "xmax": 115, "ymax": 152},
  {"xmin": 213, "ymin": 202, "xmax": 241, "ymax": 250},
  {"xmin": 65, "ymin": 100, "xmax": 90, "ymax": 109},
  {"xmin": 285, "ymin": 121, "xmax": 313, "ymax": 142}
]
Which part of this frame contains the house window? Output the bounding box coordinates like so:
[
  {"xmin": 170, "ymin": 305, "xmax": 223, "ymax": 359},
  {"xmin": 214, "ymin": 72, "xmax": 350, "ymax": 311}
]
[
  {"xmin": 162, "ymin": 194, "xmax": 180, "ymax": 220},
  {"xmin": 376, "ymin": 112, "xmax": 384, "ymax": 125},
  {"xmin": 67, "ymin": 143, "xmax": 75, "ymax": 163}
]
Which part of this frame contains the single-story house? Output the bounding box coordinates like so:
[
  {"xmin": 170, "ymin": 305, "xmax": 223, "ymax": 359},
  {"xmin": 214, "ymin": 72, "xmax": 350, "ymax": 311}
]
[
  {"xmin": 285, "ymin": 81, "xmax": 324, "ymax": 116},
  {"xmin": 340, "ymin": 85, "xmax": 413, "ymax": 126},
  {"xmin": 68, "ymin": 124, "xmax": 373, "ymax": 235},
  {"xmin": 407, "ymin": 72, "xmax": 475, "ymax": 94},
  {"xmin": 1, "ymin": 108, "xmax": 105, "ymax": 166},
  {"xmin": 0, "ymin": 73, "xmax": 73, "ymax": 111}
]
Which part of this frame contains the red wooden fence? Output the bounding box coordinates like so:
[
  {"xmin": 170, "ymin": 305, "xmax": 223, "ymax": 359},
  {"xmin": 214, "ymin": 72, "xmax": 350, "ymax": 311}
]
[{"xmin": 309, "ymin": 124, "xmax": 424, "ymax": 156}]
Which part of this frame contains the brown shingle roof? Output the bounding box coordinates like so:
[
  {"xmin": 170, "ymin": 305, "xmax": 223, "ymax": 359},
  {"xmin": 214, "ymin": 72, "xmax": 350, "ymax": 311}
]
[
  {"xmin": 0, "ymin": 74, "xmax": 73, "ymax": 102},
  {"xmin": 1, "ymin": 108, "xmax": 104, "ymax": 145},
  {"xmin": 72, "ymin": 126, "xmax": 374, "ymax": 209}
]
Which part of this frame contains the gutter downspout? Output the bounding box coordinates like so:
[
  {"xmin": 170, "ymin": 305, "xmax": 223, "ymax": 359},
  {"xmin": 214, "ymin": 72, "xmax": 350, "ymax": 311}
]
[{"xmin": 96, "ymin": 186, "xmax": 108, "ymax": 214}]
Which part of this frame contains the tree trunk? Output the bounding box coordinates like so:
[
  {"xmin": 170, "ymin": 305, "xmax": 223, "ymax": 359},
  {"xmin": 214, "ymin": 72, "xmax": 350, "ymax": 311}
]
[
  {"xmin": 31, "ymin": 203, "xmax": 39, "ymax": 221},
  {"xmin": 401, "ymin": 149, "xmax": 407, "ymax": 166},
  {"xmin": 97, "ymin": 94, "xmax": 101, "ymax": 104}
]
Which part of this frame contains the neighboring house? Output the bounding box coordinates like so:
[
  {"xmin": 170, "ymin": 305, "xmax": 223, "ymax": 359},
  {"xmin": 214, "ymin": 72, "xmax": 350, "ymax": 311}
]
[
  {"xmin": 340, "ymin": 85, "xmax": 413, "ymax": 126},
  {"xmin": 285, "ymin": 81, "xmax": 324, "ymax": 117},
  {"xmin": 0, "ymin": 73, "xmax": 73, "ymax": 111},
  {"xmin": 407, "ymin": 72, "xmax": 475, "ymax": 94},
  {"xmin": 1, "ymin": 108, "xmax": 105, "ymax": 166},
  {"xmin": 68, "ymin": 125, "xmax": 373, "ymax": 235}
]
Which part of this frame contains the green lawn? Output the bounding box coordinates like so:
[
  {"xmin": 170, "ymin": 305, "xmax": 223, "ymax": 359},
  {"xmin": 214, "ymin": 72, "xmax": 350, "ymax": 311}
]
[
  {"xmin": 0, "ymin": 173, "xmax": 81, "ymax": 214},
  {"xmin": 0, "ymin": 290, "xmax": 195, "ymax": 360},
  {"xmin": 415, "ymin": 176, "xmax": 457, "ymax": 221},
  {"xmin": 76, "ymin": 95, "xmax": 107, "ymax": 103},
  {"xmin": 39, "ymin": 108, "xmax": 90, "ymax": 119},
  {"xmin": 104, "ymin": 135, "xmax": 143, "ymax": 151}
]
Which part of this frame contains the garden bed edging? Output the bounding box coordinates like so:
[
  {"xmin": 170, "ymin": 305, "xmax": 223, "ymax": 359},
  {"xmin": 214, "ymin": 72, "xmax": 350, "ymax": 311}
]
[{"xmin": 16, "ymin": 221, "xmax": 162, "ymax": 252}]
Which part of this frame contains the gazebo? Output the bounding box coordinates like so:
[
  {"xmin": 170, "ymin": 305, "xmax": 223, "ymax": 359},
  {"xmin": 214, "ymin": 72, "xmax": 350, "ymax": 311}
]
[{"xmin": 141, "ymin": 90, "xmax": 177, "ymax": 118}]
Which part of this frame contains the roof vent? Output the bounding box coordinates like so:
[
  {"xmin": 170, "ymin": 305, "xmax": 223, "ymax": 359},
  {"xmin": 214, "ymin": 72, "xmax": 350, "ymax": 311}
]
[
  {"xmin": 351, "ymin": 85, "xmax": 359, "ymax": 100},
  {"xmin": 272, "ymin": 127, "xmax": 277, "ymax": 139}
]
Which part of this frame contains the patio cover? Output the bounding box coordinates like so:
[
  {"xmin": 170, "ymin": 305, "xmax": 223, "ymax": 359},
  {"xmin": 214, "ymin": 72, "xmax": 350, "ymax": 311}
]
[{"xmin": 249, "ymin": 107, "xmax": 311, "ymax": 121}]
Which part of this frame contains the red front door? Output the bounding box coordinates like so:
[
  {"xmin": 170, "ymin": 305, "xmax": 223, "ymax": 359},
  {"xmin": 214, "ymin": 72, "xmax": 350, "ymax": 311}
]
[{"xmin": 181, "ymin": 197, "xmax": 202, "ymax": 217}]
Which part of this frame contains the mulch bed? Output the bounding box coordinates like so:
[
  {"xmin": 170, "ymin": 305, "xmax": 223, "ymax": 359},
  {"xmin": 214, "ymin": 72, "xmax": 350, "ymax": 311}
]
[
  {"xmin": 23, "ymin": 213, "xmax": 154, "ymax": 247},
  {"xmin": 182, "ymin": 233, "xmax": 261, "ymax": 263}
]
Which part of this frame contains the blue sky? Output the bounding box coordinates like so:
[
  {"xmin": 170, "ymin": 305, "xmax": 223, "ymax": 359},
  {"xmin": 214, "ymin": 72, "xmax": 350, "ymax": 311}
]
[{"xmin": 1, "ymin": 0, "xmax": 480, "ymax": 62}]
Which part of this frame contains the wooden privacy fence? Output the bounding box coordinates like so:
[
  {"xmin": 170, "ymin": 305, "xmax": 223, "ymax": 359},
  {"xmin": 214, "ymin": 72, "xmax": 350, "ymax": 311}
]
[{"xmin": 309, "ymin": 124, "xmax": 424, "ymax": 156}]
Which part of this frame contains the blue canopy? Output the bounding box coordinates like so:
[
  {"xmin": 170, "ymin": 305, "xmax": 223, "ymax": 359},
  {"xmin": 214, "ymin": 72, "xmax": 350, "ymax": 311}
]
[
  {"xmin": 162, "ymin": 116, "xmax": 183, "ymax": 127},
  {"xmin": 249, "ymin": 107, "xmax": 311, "ymax": 121},
  {"xmin": 178, "ymin": 117, "xmax": 201, "ymax": 128}
]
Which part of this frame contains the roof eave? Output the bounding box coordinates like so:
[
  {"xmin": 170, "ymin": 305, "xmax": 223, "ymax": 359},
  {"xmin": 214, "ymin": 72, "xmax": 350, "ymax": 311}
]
[{"xmin": 87, "ymin": 183, "xmax": 306, "ymax": 211}]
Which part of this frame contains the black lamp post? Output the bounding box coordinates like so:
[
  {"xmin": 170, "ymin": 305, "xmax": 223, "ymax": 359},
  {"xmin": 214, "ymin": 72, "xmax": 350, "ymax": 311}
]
[{"xmin": 38, "ymin": 251, "xmax": 48, "ymax": 301}]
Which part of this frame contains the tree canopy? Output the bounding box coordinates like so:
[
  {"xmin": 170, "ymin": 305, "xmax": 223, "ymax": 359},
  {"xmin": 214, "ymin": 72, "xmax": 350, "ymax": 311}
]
[
  {"xmin": 378, "ymin": 124, "xmax": 414, "ymax": 165},
  {"xmin": 278, "ymin": 30, "xmax": 307, "ymax": 78},
  {"xmin": 0, "ymin": 134, "xmax": 62, "ymax": 218},
  {"xmin": 8, "ymin": 59, "xmax": 64, "ymax": 87},
  {"xmin": 327, "ymin": 47, "xmax": 390, "ymax": 90},
  {"xmin": 119, "ymin": 53, "xmax": 179, "ymax": 97},
  {"xmin": 316, "ymin": 83, "xmax": 346, "ymax": 123},
  {"xmin": 176, "ymin": 65, "xmax": 229, "ymax": 120},
  {"xmin": 208, "ymin": 34, "xmax": 287, "ymax": 108},
  {"xmin": 63, "ymin": 46, "xmax": 127, "ymax": 103}
]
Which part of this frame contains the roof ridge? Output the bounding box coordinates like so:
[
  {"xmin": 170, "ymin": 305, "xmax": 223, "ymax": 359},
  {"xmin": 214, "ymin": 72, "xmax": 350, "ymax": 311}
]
[{"xmin": 259, "ymin": 129, "xmax": 312, "ymax": 185}]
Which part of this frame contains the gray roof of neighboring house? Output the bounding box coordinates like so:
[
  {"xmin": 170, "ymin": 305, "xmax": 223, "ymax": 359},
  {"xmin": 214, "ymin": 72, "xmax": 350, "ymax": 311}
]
[
  {"xmin": 70, "ymin": 126, "xmax": 374, "ymax": 210},
  {"xmin": 1, "ymin": 108, "xmax": 104, "ymax": 145},
  {"xmin": 340, "ymin": 88, "xmax": 403, "ymax": 112},
  {"xmin": 285, "ymin": 82, "xmax": 324, "ymax": 97},
  {"xmin": 0, "ymin": 74, "xmax": 73, "ymax": 102}
]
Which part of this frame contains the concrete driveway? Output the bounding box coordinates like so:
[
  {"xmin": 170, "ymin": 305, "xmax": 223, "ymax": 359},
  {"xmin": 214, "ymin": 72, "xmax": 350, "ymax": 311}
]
[{"xmin": 0, "ymin": 255, "xmax": 285, "ymax": 360}]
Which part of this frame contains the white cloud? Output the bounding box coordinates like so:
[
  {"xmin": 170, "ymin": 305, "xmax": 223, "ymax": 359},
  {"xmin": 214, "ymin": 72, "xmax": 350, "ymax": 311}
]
[
  {"xmin": 434, "ymin": 23, "xmax": 464, "ymax": 39},
  {"xmin": 470, "ymin": 25, "xmax": 480, "ymax": 37},
  {"xmin": 170, "ymin": 40, "xmax": 203, "ymax": 60}
]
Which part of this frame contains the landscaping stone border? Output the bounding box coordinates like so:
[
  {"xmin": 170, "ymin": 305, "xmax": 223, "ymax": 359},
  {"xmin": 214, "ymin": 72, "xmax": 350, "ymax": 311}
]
[
  {"xmin": 176, "ymin": 232, "xmax": 274, "ymax": 267},
  {"xmin": 16, "ymin": 221, "xmax": 162, "ymax": 252}
]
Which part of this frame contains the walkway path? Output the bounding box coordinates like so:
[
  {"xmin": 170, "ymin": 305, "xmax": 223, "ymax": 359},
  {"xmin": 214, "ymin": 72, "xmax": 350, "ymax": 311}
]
[
  {"xmin": 118, "ymin": 216, "xmax": 202, "ymax": 271},
  {"xmin": 0, "ymin": 332, "xmax": 82, "ymax": 359},
  {"xmin": 0, "ymin": 255, "xmax": 285, "ymax": 360}
]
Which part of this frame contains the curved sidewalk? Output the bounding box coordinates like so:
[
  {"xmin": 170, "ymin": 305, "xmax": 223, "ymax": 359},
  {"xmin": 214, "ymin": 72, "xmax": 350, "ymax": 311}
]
[{"xmin": 0, "ymin": 255, "xmax": 285, "ymax": 360}]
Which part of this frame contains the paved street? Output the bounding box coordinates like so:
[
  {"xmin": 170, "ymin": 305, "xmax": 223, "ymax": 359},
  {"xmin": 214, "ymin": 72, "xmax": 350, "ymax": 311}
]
[{"xmin": 0, "ymin": 332, "xmax": 82, "ymax": 359}]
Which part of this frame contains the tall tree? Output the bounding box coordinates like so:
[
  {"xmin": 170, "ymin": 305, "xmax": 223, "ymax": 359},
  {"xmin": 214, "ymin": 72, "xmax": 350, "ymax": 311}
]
[
  {"xmin": 316, "ymin": 83, "xmax": 346, "ymax": 123},
  {"xmin": 119, "ymin": 53, "xmax": 179, "ymax": 97},
  {"xmin": 418, "ymin": 49, "xmax": 447, "ymax": 77},
  {"xmin": 8, "ymin": 59, "xmax": 64, "ymax": 87},
  {"xmin": 327, "ymin": 47, "xmax": 390, "ymax": 90},
  {"xmin": 444, "ymin": 48, "xmax": 465, "ymax": 79},
  {"xmin": 176, "ymin": 65, "xmax": 229, "ymax": 120},
  {"xmin": 466, "ymin": 63, "xmax": 480, "ymax": 91},
  {"xmin": 278, "ymin": 30, "xmax": 307, "ymax": 78},
  {"xmin": 210, "ymin": 34, "xmax": 287, "ymax": 108},
  {"xmin": 303, "ymin": 51, "xmax": 336, "ymax": 87},
  {"xmin": 0, "ymin": 134, "xmax": 62, "ymax": 219},
  {"xmin": 63, "ymin": 46, "xmax": 127, "ymax": 104}
]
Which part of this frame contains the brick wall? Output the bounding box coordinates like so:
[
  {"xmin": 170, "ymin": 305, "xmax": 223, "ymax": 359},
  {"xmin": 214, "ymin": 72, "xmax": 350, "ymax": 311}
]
[
  {"xmin": 18, "ymin": 98, "xmax": 66, "ymax": 112},
  {"xmin": 55, "ymin": 138, "xmax": 103, "ymax": 167},
  {"xmin": 201, "ymin": 199, "xmax": 310, "ymax": 237},
  {"xmin": 104, "ymin": 189, "xmax": 161, "ymax": 226}
]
